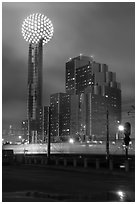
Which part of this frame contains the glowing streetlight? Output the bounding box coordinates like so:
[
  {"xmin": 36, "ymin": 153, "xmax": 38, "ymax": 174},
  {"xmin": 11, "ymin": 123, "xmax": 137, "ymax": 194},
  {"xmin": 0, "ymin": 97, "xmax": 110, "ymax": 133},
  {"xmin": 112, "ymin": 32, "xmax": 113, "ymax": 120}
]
[
  {"xmin": 117, "ymin": 191, "xmax": 125, "ymax": 201},
  {"xmin": 22, "ymin": 13, "xmax": 54, "ymax": 45},
  {"xmin": 69, "ymin": 138, "xmax": 74, "ymax": 144},
  {"xmin": 118, "ymin": 125, "xmax": 124, "ymax": 131}
]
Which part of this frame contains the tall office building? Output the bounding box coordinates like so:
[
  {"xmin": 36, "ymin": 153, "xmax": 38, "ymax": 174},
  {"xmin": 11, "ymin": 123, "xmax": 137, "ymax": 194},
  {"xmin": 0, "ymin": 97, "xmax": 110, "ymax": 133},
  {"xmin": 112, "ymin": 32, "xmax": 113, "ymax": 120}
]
[
  {"xmin": 66, "ymin": 55, "xmax": 116, "ymax": 94},
  {"xmin": 70, "ymin": 87, "xmax": 121, "ymax": 141},
  {"xmin": 50, "ymin": 93, "xmax": 71, "ymax": 141},
  {"xmin": 67, "ymin": 55, "xmax": 121, "ymax": 141},
  {"xmin": 66, "ymin": 55, "xmax": 92, "ymax": 94}
]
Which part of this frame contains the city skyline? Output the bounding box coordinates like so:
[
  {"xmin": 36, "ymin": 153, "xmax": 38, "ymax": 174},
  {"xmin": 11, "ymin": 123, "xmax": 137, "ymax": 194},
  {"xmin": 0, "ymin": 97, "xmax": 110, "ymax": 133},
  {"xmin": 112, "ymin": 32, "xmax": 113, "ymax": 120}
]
[{"xmin": 2, "ymin": 2, "xmax": 135, "ymax": 129}]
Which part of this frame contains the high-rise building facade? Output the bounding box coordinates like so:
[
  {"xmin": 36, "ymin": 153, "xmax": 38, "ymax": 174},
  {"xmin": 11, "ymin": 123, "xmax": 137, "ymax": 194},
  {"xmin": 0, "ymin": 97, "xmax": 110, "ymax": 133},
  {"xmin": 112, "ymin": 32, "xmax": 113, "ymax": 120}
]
[
  {"xmin": 67, "ymin": 55, "xmax": 121, "ymax": 141},
  {"xmin": 66, "ymin": 55, "xmax": 120, "ymax": 94},
  {"xmin": 50, "ymin": 93, "xmax": 71, "ymax": 141},
  {"xmin": 70, "ymin": 87, "xmax": 121, "ymax": 141},
  {"xmin": 66, "ymin": 55, "xmax": 93, "ymax": 94}
]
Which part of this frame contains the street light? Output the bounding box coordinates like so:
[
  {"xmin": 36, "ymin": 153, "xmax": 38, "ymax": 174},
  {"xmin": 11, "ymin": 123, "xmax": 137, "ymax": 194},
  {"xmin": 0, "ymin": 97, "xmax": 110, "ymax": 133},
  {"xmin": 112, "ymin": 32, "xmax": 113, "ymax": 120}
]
[
  {"xmin": 69, "ymin": 138, "xmax": 74, "ymax": 144},
  {"xmin": 18, "ymin": 136, "xmax": 22, "ymax": 139},
  {"xmin": 118, "ymin": 125, "xmax": 124, "ymax": 131}
]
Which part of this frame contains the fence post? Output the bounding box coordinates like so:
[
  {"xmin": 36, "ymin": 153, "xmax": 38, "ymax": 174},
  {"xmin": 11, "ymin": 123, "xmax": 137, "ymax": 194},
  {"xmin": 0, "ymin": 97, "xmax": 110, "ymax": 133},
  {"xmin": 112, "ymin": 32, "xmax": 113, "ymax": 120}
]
[
  {"xmin": 84, "ymin": 158, "xmax": 88, "ymax": 168},
  {"xmin": 73, "ymin": 158, "xmax": 77, "ymax": 167},
  {"xmin": 41, "ymin": 158, "xmax": 44, "ymax": 165},
  {"xmin": 125, "ymin": 160, "xmax": 129, "ymax": 172},
  {"xmin": 109, "ymin": 159, "xmax": 113, "ymax": 171},
  {"xmin": 29, "ymin": 157, "xmax": 32, "ymax": 164},
  {"xmin": 96, "ymin": 159, "xmax": 100, "ymax": 169},
  {"xmin": 64, "ymin": 158, "xmax": 67, "ymax": 166},
  {"xmin": 45, "ymin": 157, "xmax": 48, "ymax": 165},
  {"xmin": 55, "ymin": 158, "xmax": 59, "ymax": 166},
  {"xmin": 34, "ymin": 158, "xmax": 37, "ymax": 164}
]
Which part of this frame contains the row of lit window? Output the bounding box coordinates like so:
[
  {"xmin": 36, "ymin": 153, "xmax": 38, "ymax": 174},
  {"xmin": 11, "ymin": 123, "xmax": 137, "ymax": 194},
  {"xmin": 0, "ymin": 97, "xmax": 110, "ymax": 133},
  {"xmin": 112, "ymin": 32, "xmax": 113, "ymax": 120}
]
[{"xmin": 67, "ymin": 78, "xmax": 75, "ymax": 81}]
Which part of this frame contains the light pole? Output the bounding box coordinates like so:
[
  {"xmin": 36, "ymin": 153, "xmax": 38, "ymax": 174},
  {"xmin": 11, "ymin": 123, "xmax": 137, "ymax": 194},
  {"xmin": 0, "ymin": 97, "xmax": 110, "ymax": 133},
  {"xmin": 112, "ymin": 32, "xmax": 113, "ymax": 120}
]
[
  {"xmin": 47, "ymin": 107, "xmax": 51, "ymax": 161},
  {"xmin": 118, "ymin": 123, "xmax": 131, "ymax": 159},
  {"xmin": 118, "ymin": 125, "xmax": 124, "ymax": 132},
  {"xmin": 106, "ymin": 109, "xmax": 109, "ymax": 162}
]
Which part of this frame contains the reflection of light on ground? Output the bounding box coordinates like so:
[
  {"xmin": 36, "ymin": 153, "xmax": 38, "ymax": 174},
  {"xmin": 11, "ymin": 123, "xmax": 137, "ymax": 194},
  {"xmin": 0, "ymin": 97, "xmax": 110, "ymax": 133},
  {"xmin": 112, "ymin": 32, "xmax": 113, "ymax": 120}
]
[
  {"xmin": 2, "ymin": 141, "xmax": 135, "ymax": 155},
  {"xmin": 117, "ymin": 191, "xmax": 126, "ymax": 201},
  {"xmin": 120, "ymin": 165, "xmax": 125, "ymax": 168},
  {"xmin": 81, "ymin": 144, "xmax": 86, "ymax": 147}
]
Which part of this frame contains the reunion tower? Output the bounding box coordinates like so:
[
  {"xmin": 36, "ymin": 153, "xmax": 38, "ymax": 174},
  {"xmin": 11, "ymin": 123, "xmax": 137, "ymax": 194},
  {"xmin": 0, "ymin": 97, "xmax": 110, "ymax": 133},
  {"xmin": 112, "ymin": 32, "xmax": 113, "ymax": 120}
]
[{"xmin": 22, "ymin": 13, "xmax": 54, "ymax": 143}]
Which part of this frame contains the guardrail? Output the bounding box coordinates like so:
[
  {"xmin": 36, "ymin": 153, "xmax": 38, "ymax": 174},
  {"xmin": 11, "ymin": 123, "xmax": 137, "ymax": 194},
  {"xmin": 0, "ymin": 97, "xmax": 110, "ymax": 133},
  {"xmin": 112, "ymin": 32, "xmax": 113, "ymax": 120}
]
[{"xmin": 17, "ymin": 155, "xmax": 134, "ymax": 172}]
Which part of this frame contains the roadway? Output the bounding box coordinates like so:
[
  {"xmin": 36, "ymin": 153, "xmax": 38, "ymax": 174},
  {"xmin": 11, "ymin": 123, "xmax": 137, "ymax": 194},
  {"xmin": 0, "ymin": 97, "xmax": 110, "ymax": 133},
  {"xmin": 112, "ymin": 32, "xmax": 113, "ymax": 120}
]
[{"xmin": 2, "ymin": 164, "xmax": 135, "ymax": 202}]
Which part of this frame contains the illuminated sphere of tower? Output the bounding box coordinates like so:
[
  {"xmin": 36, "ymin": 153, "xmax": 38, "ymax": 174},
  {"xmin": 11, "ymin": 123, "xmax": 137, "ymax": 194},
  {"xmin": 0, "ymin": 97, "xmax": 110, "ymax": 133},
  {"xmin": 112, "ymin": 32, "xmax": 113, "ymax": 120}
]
[{"xmin": 22, "ymin": 13, "xmax": 54, "ymax": 45}]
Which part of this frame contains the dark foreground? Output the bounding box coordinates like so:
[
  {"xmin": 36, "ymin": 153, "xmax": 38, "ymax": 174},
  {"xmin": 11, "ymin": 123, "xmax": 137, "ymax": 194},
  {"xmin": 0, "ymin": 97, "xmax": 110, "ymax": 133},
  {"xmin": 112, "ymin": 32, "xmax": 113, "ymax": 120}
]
[{"xmin": 2, "ymin": 164, "xmax": 135, "ymax": 202}]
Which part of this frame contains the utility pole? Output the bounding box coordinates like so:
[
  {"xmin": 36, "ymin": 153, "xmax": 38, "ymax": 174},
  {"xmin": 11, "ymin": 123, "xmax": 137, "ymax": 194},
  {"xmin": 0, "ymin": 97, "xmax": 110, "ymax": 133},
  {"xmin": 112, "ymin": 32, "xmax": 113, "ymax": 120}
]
[
  {"xmin": 47, "ymin": 106, "xmax": 51, "ymax": 162},
  {"xmin": 42, "ymin": 107, "xmax": 45, "ymax": 143},
  {"xmin": 106, "ymin": 109, "xmax": 109, "ymax": 163},
  {"xmin": 124, "ymin": 122, "xmax": 131, "ymax": 160},
  {"xmin": 125, "ymin": 146, "xmax": 128, "ymax": 160}
]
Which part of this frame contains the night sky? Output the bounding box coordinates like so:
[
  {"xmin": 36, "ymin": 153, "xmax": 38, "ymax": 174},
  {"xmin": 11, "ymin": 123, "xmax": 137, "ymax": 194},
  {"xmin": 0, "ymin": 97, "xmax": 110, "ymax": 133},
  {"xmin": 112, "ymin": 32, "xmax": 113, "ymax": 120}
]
[{"xmin": 2, "ymin": 2, "xmax": 135, "ymax": 129}]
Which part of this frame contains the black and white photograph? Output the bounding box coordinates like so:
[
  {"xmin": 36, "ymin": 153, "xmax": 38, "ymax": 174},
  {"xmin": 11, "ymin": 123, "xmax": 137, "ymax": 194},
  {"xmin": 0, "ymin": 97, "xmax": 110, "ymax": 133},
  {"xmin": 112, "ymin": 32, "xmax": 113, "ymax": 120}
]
[{"xmin": 2, "ymin": 1, "xmax": 135, "ymax": 202}]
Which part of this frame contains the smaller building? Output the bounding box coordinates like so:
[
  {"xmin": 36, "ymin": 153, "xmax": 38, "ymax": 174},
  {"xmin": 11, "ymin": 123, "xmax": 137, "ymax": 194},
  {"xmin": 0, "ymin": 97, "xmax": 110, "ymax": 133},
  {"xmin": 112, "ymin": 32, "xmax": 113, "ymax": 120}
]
[
  {"xmin": 50, "ymin": 93, "xmax": 71, "ymax": 142},
  {"xmin": 43, "ymin": 106, "xmax": 49, "ymax": 142},
  {"xmin": 70, "ymin": 85, "xmax": 121, "ymax": 141}
]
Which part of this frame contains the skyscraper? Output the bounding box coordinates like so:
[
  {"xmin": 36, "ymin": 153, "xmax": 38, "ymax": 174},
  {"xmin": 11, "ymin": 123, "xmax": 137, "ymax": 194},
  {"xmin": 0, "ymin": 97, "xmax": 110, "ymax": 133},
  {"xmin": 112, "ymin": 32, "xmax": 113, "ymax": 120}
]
[
  {"xmin": 66, "ymin": 55, "xmax": 115, "ymax": 95},
  {"xmin": 22, "ymin": 13, "xmax": 54, "ymax": 143},
  {"xmin": 67, "ymin": 55, "xmax": 121, "ymax": 141},
  {"xmin": 66, "ymin": 55, "xmax": 93, "ymax": 94}
]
